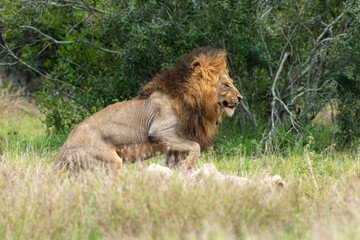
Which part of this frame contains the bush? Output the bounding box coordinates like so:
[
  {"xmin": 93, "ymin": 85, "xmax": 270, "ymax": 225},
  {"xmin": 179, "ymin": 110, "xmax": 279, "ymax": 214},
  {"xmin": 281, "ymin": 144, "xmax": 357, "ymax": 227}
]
[
  {"xmin": 329, "ymin": 2, "xmax": 360, "ymax": 147},
  {"xmin": 1, "ymin": 0, "xmax": 263, "ymax": 134}
]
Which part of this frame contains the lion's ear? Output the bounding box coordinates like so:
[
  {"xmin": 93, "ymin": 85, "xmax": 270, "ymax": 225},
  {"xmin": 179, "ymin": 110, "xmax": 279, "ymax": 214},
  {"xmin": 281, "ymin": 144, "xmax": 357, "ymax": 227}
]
[{"xmin": 191, "ymin": 60, "xmax": 201, "ymax": 71}]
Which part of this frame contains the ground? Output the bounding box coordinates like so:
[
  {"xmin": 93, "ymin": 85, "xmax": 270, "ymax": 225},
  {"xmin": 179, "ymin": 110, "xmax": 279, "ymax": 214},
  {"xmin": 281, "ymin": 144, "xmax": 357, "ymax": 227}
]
[{"xmin": 1, "ymin": 89, "xmax": 360, "ymax": 239}]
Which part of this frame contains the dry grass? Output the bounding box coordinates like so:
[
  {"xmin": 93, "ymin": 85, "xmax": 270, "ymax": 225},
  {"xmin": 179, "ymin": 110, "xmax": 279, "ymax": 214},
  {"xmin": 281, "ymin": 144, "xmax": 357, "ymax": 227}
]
[
  {"xmin": 1, "ymin": 148, "xmax": 360, "ymax": 239},
  {"xmin": 1, "ymin": 89, "xmax": 360, "ymax": 239},
  {"xmin": 0, "ymin": 86, "xmax": 38, "ymax": 118}
]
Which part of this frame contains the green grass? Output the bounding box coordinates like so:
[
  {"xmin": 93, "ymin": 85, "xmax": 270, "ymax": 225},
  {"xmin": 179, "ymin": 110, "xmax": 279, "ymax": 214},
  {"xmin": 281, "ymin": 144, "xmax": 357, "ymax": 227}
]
[{"xmin": 1, "ymin": 95, "xmax": 360, "ymax": 239}]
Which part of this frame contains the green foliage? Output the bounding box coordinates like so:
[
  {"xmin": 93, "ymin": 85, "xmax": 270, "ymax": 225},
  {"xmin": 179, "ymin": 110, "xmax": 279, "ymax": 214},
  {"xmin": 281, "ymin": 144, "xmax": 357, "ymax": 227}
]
[
  {"xmin": 329, "ymin": 1, "xmax": 360, "ymax": 147},
  {"xmin": 1, "ymin": 0, "xmax": 264, "ymax": 133},
  {"xmin": 212, "ymin": 118, "xmax": 337, "ymax": 158},
  {"xmin": 1, "ymin": 0, "xmax": 359, "ymax": 150}
]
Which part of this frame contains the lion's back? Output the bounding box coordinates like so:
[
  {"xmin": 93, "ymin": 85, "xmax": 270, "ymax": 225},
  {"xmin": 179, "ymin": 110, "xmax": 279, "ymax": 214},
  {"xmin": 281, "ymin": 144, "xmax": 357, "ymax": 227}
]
[{"xmin": 53, "ymin": 93, "xmax": 173, "ymax": 172}]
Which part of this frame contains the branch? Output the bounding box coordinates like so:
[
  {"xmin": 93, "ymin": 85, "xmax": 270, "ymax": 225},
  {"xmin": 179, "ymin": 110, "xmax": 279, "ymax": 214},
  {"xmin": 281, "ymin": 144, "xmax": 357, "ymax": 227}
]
[
  {"xmin": 0, "ymin": 39, "xmax": 50, "ymax": 80},
  {"xmin": 306, "ymin": 152, "xmax": 319, "ymax": 190},
  {"xmin": 0, "ymin": 35, "xmax": 79, "ymax": 100},
  {"xmin": 240, "ymin": 101, "xmax": 258, "ymax": 130},
  {"xmin": 20, "ymin": 25, "xmax": 77, "ymax": 44},
  {"xmin": 316, "ymin": 12, "xmax": 345, "ymax": 43},
  {"xmin": 320, "ymin": 33, "xmax": 347, "ymax": 44},
  {"xmin": 19, "ymin": 25, "xmax": 122, "ymax": 55},
  {"xmin": 277, "ymin": 24, "xmax": 298, "ymax": 63},
  {"xmin": 269, "ymin": 52, "xmax": 290, "ymax": 135},
  {"xmin": 258, "ymin": 25, "xmax": 274, "ymax": 79},
  {"xmin": 260, "ymin": 6, "xmax": 273, "ymax": 19},
  {"xmin": 269, "ymin": 52, "xmax": 303, "ymax": 136},
  {"xmin": 19, "ymin": 0, "xmax": 109, "ymax": 14},
  {"xmin": 301, "ymin": 12, "xmax": 345, "ymax": 70},
  {"xmin": 0, "ymin": 61, "xmax": 20, "ymax": 66},
  {"xmin": 285, "ymin": 66, "xmax": 311, "ymax": 92},
  {"xmin": 272, "ymin": 52, "xmax": 290, "ymax": 92},
  {"xmin": 284, "ymin": 13, "xmax": 344, "ymax": 94}
]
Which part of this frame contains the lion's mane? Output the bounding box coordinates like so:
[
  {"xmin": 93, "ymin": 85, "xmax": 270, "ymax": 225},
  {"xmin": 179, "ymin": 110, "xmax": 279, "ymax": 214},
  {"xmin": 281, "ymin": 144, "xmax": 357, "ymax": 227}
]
[{"xmin": 137, "ymin": 47, "xmax": 228, "ymax": 151}]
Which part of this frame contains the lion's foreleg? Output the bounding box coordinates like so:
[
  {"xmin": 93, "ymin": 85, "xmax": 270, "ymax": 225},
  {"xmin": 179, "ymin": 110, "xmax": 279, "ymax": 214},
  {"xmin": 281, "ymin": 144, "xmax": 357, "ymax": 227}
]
[
  {"xmin": 180, "ymin": 151, "xmax": 199, "ymax": 172},
  {"xmin": 148, "ymin": 112, "xmax": 200, "ymax": 171},
  {"xmin": 161, "ymin": 140, "xmax": 200, "ymax": 172},
  {"xmin": 165, "ymin": 151, "xmax": 187, "ymax": 169}
]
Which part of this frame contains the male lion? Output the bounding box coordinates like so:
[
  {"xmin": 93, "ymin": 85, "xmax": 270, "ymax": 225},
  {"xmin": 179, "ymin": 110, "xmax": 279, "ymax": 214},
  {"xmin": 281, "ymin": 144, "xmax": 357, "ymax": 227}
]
[{"xmin": 54, "ymin": 47, "xmax": 242, "ymax": 173}]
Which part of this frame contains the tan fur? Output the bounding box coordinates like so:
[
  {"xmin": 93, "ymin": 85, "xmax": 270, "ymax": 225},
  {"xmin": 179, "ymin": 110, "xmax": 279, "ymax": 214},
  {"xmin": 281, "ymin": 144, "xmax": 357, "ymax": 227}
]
[
  {"xmin": 143, "ymin": 163, "xmax": 285, "ymax": 189},
  {"xmin": 54, "ymin": 47, "xmax": 242, "ymax": 173}
]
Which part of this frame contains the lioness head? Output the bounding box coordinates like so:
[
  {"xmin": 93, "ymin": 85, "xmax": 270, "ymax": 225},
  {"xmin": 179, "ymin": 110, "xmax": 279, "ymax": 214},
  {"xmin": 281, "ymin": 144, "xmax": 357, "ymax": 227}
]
[{"xmin": 216, "ymin": 70, "xmax": 243, "ymax": 117}]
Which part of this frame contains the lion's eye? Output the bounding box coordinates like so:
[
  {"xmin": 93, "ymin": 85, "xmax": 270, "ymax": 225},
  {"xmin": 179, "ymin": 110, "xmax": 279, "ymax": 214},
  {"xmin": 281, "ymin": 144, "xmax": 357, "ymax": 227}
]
[{"xmin": 224, "ymin": 84, "xmax": 230, "ymax": 88}]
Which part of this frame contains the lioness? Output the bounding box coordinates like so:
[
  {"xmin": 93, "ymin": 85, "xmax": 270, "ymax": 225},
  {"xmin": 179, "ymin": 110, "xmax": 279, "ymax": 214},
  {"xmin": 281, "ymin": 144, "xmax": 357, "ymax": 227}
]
[{"xmin": 54, "ymin": 47, "xmax": 242, "ymax": 173}]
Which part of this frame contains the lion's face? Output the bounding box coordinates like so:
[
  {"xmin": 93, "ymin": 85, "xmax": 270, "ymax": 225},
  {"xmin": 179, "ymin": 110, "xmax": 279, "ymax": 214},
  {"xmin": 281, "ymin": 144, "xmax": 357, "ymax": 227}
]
[{"xmin": 216, "ymin": 70, "xmax": 243, "ymax": 117}]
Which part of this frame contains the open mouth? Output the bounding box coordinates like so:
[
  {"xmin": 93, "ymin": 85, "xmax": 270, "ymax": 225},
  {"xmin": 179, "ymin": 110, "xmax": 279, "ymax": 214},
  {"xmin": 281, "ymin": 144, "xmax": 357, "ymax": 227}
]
[{"xmin": 223, "ymin": 101, "xmax": 236, "ymax": 109}]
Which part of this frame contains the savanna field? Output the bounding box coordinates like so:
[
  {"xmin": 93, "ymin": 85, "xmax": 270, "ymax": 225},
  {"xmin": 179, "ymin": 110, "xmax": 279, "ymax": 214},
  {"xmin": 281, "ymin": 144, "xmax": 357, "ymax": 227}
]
[{"xmin": 1, "ymin": 89, "xmax": 360, "ymax": 240}]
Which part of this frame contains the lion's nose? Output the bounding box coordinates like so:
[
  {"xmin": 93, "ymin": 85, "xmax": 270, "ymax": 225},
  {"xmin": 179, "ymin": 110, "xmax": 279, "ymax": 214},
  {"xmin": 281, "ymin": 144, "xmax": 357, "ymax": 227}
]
[{"xmin": 237, "ymin": 94, "xmax": 243, "ymax": 102}]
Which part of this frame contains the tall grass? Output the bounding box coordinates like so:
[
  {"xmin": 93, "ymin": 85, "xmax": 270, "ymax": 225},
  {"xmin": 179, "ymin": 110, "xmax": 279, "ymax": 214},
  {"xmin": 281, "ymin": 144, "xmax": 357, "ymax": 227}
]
[
  {"xmin": 1, "ymin": 89, "xmax": 360, "ymax": 239},
  {"xmin": 1, "ymin": 144, "xmax": 360, "ymax": 239},
  {"xmin": 0, "ymin": 86, "xmax": 38, "ymax": 119}
]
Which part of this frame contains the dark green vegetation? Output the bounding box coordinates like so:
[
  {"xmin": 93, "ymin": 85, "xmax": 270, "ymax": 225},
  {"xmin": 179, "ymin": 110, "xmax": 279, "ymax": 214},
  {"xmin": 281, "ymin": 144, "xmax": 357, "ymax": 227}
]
[{"xmin": 1, "ymin": 0, "xmax": 359, "ymax": 153}]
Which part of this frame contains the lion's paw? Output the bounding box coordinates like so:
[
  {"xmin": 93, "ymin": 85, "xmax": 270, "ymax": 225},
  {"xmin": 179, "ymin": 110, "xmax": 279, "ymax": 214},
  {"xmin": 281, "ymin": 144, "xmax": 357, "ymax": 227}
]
[
  {"xmin": 260, "ymin": 173, "xmax": 286, "ymax": 188},
  {"xmin": 142, "ymin": 163, "xmax": 173, "ymax": 179}
]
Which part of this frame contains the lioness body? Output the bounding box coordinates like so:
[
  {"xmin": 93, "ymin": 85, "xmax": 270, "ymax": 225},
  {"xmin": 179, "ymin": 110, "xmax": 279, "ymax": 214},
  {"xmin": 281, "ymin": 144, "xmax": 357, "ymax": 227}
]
[{"xmin": 54, "ymin": 47, "xmax": 242, "ymax": 173}]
